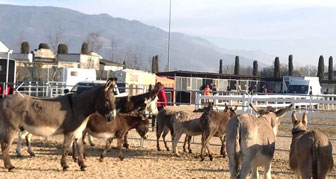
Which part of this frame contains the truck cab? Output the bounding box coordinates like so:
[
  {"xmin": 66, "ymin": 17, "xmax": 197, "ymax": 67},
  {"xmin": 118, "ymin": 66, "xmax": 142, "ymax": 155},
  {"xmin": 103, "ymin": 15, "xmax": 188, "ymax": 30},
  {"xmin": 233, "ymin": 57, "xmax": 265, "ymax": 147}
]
[{"xmin": 287, "ymin": 77, "xmax": 322, "ymax": 95}]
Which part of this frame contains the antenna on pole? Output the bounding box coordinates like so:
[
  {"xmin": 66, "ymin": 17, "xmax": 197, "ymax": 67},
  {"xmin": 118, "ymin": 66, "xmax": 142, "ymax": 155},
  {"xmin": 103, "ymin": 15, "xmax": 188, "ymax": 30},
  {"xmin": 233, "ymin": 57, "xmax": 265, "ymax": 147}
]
[{"xmin": 167, "ymin": 0, "xmax": 172, "ymax": 71}]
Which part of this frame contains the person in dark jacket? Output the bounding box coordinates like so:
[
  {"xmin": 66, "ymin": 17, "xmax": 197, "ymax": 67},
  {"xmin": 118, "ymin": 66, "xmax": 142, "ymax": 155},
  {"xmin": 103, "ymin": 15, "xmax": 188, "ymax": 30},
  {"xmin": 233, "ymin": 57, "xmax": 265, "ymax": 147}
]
[{"xmin": 152, "ymin": 84, "xmax": 167, "ymax": 131}]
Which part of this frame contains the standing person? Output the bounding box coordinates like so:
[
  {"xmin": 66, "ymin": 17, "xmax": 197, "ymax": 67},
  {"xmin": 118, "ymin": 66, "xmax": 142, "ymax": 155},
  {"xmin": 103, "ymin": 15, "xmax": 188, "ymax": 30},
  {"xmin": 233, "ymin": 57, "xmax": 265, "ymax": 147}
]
[
  {"xmin": 212, "ymin": 84, "xmax": 217, "ymax": 95},
  {"xmin": 152, "ymin": 83, "xmax": 167, "ymax": 131},
  {"xmin": 204, "ymin": 84, "xmax": 211, "ymax": 103}
]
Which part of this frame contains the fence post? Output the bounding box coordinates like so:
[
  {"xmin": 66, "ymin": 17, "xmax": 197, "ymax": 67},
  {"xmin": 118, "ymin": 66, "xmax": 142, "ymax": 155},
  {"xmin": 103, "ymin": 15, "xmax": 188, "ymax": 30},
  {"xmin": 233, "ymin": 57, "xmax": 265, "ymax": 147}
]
[
  {"xmin": 242, "ymin": 93, "xmax": 246, "ymax": 112},
  {"xmin": 195, "ymin": 93, "xmax": 201, "ymax": 110},
  {"xmin": 308, "ymin": 94, "xmax": 312, "ymax": 130}
]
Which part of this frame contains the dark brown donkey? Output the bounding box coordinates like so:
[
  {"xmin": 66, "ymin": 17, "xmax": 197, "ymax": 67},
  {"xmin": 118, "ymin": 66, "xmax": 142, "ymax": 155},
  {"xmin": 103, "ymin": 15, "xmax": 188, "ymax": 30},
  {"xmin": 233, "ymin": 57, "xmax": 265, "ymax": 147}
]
[
  {"xmin": 0, "ymin": 79, "xmax": 116, "ymax": 171},
  {"xmin": 82, "ymin": 112, "xmax": 149, "ymax": 162}
]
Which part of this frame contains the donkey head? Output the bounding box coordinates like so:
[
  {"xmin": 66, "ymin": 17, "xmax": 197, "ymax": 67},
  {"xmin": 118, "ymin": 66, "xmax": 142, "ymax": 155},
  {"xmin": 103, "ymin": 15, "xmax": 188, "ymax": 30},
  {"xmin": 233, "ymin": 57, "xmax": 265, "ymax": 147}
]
[
  {"xmin": 291, "ymin": 111, "xmax": 308, "ymax": 132},
  {"xmin": 223, "ymin": 103, "xmax": 237, "ymax": 117},
  {"xmin": 250, "ymin": 103, "xmax": 293, "ymax": 136},
  {"xmin": 95, "ymin": 78, "xmax": 116, "ymax": 120},
  {"xmin": 135, "ymin": 112, "xmax": 149, "ymax": 139}
]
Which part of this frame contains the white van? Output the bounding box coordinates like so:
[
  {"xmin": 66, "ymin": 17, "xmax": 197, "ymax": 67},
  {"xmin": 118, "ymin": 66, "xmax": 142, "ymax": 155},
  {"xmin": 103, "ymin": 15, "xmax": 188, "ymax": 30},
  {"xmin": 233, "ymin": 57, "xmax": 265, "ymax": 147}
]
[{"xmin": 287, "ymin": 77, "xmax": 322, "ymax": 95}]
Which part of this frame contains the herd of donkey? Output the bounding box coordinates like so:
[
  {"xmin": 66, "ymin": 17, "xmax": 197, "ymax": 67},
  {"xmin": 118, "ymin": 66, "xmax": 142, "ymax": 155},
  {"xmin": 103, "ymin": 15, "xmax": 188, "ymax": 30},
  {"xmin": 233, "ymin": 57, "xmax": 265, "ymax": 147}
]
[{"xmin": 0, "ymin": 79, "xmax": 333, "ymax": 178}]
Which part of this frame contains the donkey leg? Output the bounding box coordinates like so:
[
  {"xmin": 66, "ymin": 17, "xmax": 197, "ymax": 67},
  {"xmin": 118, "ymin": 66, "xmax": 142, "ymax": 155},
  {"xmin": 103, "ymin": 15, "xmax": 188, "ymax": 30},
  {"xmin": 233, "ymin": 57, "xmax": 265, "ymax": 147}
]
[
  {"xmin": 16, "ymin": 130, "xmax": 24, "ymax": 157},
  {"xmin": 263, "ymin": 160, "xmax": 272, "ymax": 179},
  {"xmin": 156, "ymin": 127, "xmax": 163, "ymax": 151},
  {"xmin": 219, "ymin": 136, "xmax": 226, "ymax": 158},
  {"xmin": 100, "ymin": 138, "xmax": 113, "ymax": 162},
  {"xmin": 26, "ymin": 133, "xmax": 35, "ymax": 157},
  {"xmin": 61, "ymin": 134, "xmax": 74, "ymax": 171},
  {"xmin": 75, "ymin": 139, "xmax": 87, "ymax": 171},
  {"xmin": 200, "ymin": 133, "xmax": 207, "ymax": 161},
  {"xmin": 71, "ymin": 141, "xmax": 78, "ymax": 162},
  {"xmin": 162, "ymin": 128, "xmax": 170, "ymax": 151},
  {"xmin": 117, "ymin": 137, "xmax": 125, "ymax": 161},
  {"xmin": 87, "ymin": 134, "xmax": 95, "ymax": 146},
  {"xmin": 251, "ymin": 164, "xmax": 259, "ymax": 179},
  {"xmin": 1, "ymin": 129, "xmax": 16, "ymax": 171},
  {"xmin": 239, "ymin": 156, "xmax": 253, "ymax": 179},
  {"xmin": 123, "ymin": 132, "xmax": 129, "ymax": 149},
  {"xmin": 187, "ymin": 136, "xmax": 192, "ymax": 154},
  {"xmin": 183, "ymin": 135, "xmax": 188, "ymax": 153},
  {"xmin": 172, "ymin": 131, "xmax": 183, "ymax": 156}
]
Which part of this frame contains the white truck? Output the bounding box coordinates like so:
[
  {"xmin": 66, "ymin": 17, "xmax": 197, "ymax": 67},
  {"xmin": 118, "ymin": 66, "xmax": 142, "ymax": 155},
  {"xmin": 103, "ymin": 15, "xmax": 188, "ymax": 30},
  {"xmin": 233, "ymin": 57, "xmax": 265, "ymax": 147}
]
[
  {"xmin": 61, "ymin": 68, "xmax": 96, "ymax": 90},
  {"xmin": 285, "ymin": 76, "xmax": 322, "ymax": 95}
]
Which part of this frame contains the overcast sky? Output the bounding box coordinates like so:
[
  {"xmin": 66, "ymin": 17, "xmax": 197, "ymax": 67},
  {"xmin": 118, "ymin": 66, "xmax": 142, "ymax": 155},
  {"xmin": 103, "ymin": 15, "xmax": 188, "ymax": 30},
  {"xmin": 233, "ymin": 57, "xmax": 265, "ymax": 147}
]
[{"xmin": 1, "ymin": 0, "xmax": 336, "ymax": 65}]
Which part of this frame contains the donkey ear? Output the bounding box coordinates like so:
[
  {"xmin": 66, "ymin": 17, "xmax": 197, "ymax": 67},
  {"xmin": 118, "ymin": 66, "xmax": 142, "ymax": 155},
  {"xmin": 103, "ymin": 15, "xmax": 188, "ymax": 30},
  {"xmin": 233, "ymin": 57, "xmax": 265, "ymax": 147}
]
[
  {"xmin": 105, "ymin": 78, "xmax": 116, "ymax": 92},
  {"xmin": 233, "ymin": 106, "xmax": 238, "ymax": 112},
  {"xmin": 291, "ymin": 111, "xmax": 298, "ymax": 125},
  {"xmin": 250, "ymin": 103, "xmax": 264, "ymax": 115},
  {"xmin": 275, "ymin": 104, "xmax": 293, "ymax": 117},
  {"xmin": 302, "ymin": 112, "xmax": 308, "ymax": 126}
]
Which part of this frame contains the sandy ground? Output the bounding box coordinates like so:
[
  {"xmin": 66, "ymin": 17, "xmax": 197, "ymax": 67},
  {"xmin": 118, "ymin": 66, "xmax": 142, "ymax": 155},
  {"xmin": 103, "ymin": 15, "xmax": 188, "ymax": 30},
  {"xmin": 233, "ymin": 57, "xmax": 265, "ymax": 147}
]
[{"xmin": 0, "ymin": 105, "xmax": 336, "ymax": 179}]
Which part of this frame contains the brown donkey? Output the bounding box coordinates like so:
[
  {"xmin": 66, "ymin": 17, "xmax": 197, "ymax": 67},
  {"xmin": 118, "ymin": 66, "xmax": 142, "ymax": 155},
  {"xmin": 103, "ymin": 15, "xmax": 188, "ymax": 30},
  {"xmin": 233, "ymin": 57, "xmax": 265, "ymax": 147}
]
[
  {"xmin": 199, "ymin": 105, "xmax": 237, "ymax": 161},
  {"xmin": 82, "ymin": 111, "xmax": 149, "ymax": 162},
  {"xmin": 290, "ymin": 111, "xmax": 333, "ymax": 179}
]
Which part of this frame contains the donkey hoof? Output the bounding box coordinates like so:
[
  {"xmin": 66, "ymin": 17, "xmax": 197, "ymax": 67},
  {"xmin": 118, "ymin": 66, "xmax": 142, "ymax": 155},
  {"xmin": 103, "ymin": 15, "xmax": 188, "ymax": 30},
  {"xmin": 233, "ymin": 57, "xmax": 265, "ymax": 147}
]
[
  {"xmin": 123, "ymin": 143, "xmax": 129, "ymax": 149},
  {"xmin": 99, "ymin": 158, "xmax": 104, "ymax": 162},
  {"xmin": 189, "ymin": 150, "xmax": 193, "ymax": 154},
  {"xmin": 8, "ymin": 166, "xmax": 15, "ymax": 172},
  {"xmin": 166, "ymin": 148, "xmax": 170, "ymax": 151},
  {"xmin": 209, "ymin": 155, "xmax": 213, "ymax": 161},
  {"xmin": 200, "ymin": 157, "xmax": 205, "ymax": 162},
  {"xmin": 30, "ymin": 153, "xmax": 36, "ymax": 157},
  {"xmin": 119, "ymin": 156, "xmax": 124, "ymax": 161},
  {"xmin": 16, "ymin": 153, "xmax": 23, "ymax": 158},
  {"xmin": 157, "ymin": 148, "xmax": 161, "ymax": 151},
  {"xmin": 63, "ymin": 166, "xmax": 69, "ymax": 171},
  {"xmin": 80, "ymin": 165, "xmax": 87, "ymax": 171},
  {"xmin": 90, "ymin": 143, "xmax": 95, "ymax": 147}
]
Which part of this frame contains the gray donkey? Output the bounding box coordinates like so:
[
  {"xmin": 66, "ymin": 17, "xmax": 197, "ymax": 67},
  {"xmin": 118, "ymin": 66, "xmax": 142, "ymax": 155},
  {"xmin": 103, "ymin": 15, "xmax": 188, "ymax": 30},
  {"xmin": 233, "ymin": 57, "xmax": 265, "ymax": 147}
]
[{"xmin": 290, "ymin": 111, "xmax": 333, "ymax": 179}]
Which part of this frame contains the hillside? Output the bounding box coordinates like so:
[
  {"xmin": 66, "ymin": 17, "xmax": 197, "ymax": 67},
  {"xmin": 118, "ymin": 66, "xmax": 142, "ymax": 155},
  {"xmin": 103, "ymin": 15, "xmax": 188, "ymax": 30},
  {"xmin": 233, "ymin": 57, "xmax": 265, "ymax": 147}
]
[{"xmin": 0, "ymin": 4, "xmax": 266, "ymax": 72}]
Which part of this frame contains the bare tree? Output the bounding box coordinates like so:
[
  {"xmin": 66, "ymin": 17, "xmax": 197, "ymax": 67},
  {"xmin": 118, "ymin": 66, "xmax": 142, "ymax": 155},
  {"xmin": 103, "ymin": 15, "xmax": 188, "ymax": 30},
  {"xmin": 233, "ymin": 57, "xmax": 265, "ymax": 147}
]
[
  {"xmin": 123, "ymin": 44, "xmax": 144, "ymax": 70},
  {"xmin": 47, "ymin": 26, "xmax": 65, "ymax": 53},
  {"xmin": 84, "ymin": 32, "xmax": 103, "ymax": 53},
  {"xmin": 109, "ymin": 38, "xmax": 118, "ymax": 61}
]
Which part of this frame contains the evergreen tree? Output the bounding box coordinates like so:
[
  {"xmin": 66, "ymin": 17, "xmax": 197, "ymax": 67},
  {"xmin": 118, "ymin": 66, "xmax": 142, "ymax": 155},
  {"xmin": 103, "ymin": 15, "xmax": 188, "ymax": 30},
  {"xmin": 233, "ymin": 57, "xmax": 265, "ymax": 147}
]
[
  {"xmin": 219, "ymin": 59, "xmax": 223, "ymax": 74},
  {"xmin": 57, "ymin": 44, "xmax": 68, "ymax": 54},
  {"xmin": 152, "ymin": 55, "xmax": 159, "ymax": 73},
  {"xmin": 21, "ymin": 42, "xmax": 30, "ymax": 54},
  {"xmin": 234, "ymin": 56, "xmax": 240, "ymax": 75},
  {"xmin": 317, "ymin": 55, "xmax": 325, "ymax": 81},
  {"xmin": 274, "ymin": 57, "xmax": 281, "ymax": 79},
  {"xmin": 288, "ymin": 54, "xmax": 293, "ymax": 76},
  {"xmin": 253, "ymin": 60, "xmax": 258, "ymax": 76},
  {"xmin": 81, "ymin": 43, "xmax": 89, "ymax": 54},
  {"xmin": 328, "ymin": 56, "xmax": 333, "ymax": 80},
  {"xmin": 38, "ymin": 43, "xmax": 50, "ymax": 49}
]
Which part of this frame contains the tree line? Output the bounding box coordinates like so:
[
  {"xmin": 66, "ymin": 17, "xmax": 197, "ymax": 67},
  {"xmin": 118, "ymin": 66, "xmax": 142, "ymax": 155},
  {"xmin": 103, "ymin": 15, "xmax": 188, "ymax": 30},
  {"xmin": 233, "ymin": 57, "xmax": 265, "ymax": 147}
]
[{"xmin": 218, "ymin": 55, "xmax": 334, "ymax": 81}]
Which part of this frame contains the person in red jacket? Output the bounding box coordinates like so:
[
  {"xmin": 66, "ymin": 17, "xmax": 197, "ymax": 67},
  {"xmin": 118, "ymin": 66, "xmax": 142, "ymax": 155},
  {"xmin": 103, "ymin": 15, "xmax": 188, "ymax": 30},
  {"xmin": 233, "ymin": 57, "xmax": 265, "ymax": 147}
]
[{"xmin": 152, "ymin": 83, "xmax": 167, "ymax": 131}]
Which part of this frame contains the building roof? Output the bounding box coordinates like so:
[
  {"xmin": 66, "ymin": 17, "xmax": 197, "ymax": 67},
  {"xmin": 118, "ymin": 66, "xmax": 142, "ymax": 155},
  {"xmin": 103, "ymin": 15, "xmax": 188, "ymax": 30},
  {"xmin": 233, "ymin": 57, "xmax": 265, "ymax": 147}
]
[
  {"xmin": 0, "ymin": 41, "xmax": 9, "ymax": 53},
  {"xmin": 99, "ymin": 59, "xmax": 124, "ymax": 67},
  {"xmin": 156, "ymin": 70, "xmax": 260, "ymax": 80}
]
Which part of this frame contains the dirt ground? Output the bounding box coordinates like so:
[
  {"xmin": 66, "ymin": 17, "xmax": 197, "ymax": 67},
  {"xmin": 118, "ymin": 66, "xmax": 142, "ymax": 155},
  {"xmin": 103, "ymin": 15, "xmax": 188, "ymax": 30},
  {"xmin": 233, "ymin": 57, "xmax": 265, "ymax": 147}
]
[{"xmin": 1, "ymin": 105, "xmax": 336, "ymax": 179}]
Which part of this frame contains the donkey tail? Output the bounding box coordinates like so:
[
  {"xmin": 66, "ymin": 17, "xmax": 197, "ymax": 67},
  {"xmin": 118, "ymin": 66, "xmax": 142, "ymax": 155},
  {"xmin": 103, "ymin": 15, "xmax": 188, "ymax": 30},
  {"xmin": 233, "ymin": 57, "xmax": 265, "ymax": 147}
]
[
  {"xmin": 312, "ymin": 131, "xmax": 319, "ymax": 179},
  {"xmin": 226, "ymin": 116, "xmax": 241, "ymax": 177}
]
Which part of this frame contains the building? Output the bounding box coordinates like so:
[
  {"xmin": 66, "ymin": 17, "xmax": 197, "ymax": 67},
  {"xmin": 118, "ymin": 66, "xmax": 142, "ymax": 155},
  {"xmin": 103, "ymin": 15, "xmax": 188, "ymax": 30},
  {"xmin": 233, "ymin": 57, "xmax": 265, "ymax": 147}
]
[{"xmin": 157, "ymin": 70, "xmax": 261, "ymax": 104}]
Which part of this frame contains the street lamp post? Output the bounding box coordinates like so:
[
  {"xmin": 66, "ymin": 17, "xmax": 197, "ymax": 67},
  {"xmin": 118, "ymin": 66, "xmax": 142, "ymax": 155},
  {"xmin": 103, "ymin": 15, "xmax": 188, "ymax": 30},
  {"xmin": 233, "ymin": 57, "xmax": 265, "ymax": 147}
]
[
  {"xmin": 5, "ymin": 49, "xmax": 13, "ymax": 95},
  {"xmin": 167, "ymin": 0, "xmax": 172, "ymax": 71}
]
